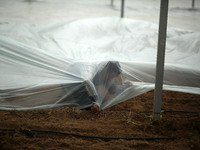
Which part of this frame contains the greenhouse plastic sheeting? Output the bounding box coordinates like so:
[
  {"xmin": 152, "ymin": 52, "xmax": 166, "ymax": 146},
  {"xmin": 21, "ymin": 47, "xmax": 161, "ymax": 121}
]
[{"xmin": 0, "ymin": 17, "xmax": 200, "ymax": 110}]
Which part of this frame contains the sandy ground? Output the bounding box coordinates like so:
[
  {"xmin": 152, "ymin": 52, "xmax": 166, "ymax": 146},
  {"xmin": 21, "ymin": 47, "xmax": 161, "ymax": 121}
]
[{"xmin": 0, "ymin": 90, "xmax": 199, "ymax": 150}]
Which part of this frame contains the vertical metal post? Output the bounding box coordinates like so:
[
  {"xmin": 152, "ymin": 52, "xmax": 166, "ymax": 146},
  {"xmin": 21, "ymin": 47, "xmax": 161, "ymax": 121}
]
[
  {"xmin": 153, "ymin": 0, "xmax": 169, "ymax": 119},
  {"xmin": 121, "ymin": 0, "xmax": 125, "ymax": 18},
  {"xmin": 111, "ymin": 0, "xmax": 114, "ymax": 7},
  {"xmin": 192, "ymin": 0, "xmax": 195, "ymax": 9}
]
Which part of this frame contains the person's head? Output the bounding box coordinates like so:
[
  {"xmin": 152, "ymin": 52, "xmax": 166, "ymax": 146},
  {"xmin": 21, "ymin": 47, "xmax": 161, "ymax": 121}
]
[{"xmin": 105, "ymin": 61, "xmax": 122, "ymax": 78}]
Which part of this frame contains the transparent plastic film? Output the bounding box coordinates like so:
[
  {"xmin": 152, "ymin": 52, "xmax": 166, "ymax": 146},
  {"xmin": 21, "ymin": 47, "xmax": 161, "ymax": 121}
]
[{"xmin": 0, "ymin": 18, "xmax": 199, "ymax": 110}]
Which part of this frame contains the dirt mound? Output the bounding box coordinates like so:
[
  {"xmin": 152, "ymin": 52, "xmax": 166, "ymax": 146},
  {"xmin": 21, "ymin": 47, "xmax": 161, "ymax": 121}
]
[{"xmin": 0, "ymin": 90, "xmax": 200, "ymax": 150}]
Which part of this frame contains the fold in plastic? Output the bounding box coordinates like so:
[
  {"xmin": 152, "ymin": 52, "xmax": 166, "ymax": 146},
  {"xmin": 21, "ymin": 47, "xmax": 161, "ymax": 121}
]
[{"xmin": 0, "ymin": 18, "xmax": 199, "ymax": 110}]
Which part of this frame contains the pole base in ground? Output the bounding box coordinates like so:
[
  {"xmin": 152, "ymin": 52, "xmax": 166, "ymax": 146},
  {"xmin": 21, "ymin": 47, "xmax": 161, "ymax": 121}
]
[{"xmin": 153, "ymin": 112, "xmax": 161, "ymax": 119}]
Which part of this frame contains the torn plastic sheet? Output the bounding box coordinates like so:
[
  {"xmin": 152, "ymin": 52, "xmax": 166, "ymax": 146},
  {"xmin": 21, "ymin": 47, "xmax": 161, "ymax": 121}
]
[{"xmin": 0, "ymin": 17, "xmax": 199, "ymax": 110}]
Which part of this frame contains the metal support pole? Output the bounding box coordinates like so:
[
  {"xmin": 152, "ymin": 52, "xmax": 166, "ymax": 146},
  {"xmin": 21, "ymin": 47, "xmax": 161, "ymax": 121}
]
[
  {"xmin": 111, "ymin": 0, "xmax": 114, "ymax": 7},
  {"xmin": 192, "ymin": 0, "xmax": 195, "ymax": 9},
  {"xmin": 121, "ymin": 0, "xmax": 125, "ymax": 18},
  {"xmin": 153, "ymin": 0, "xmax": 169, "ymax": 119}
]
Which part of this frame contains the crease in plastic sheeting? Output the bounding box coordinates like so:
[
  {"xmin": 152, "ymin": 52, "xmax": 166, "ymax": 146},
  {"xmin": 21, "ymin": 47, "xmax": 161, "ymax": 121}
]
[
  {"xmin": 0, "ymin": 17, "xmax": 200, "ymax": 110},
  {"xmin": 0, "ymin": 36, "xmax": 77, "ymax": 79}
]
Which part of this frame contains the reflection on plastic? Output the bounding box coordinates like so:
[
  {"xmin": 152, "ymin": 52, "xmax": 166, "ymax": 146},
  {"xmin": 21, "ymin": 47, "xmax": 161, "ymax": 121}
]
[{"xmin": 0, "ymin": 18, "xmax": 199, "ymax": 110}]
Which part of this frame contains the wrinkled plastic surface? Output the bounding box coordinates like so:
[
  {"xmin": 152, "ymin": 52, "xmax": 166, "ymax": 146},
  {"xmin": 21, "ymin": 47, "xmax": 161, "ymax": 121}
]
[{"xmin": 0, "ymin": 18, "xmax": 200, "ymax": 110}]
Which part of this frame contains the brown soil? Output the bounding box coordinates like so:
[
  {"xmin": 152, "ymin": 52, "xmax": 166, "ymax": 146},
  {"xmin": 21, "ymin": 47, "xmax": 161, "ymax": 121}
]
[{"xmin": 0, "ymin": 90, "xmax": 200, "ymax": 150}]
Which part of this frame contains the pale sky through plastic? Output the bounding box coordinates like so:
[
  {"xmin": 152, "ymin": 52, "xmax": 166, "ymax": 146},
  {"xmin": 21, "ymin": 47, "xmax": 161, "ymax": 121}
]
[{"xmin": 0, "ymin": 0, "xmax": 200, "ymax": 31}]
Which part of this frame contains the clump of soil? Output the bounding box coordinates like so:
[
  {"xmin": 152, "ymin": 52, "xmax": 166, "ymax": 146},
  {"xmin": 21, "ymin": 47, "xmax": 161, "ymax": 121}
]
[{"xmin": 0, "ymin": 90, "xmax": 200, "ymax": 150}]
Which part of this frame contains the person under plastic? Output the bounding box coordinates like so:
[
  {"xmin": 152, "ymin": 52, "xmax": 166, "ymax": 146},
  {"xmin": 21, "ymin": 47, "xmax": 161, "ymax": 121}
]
[{"xmin": 61, "ymin": 61, "xmax": 132, "ymax": 112}]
